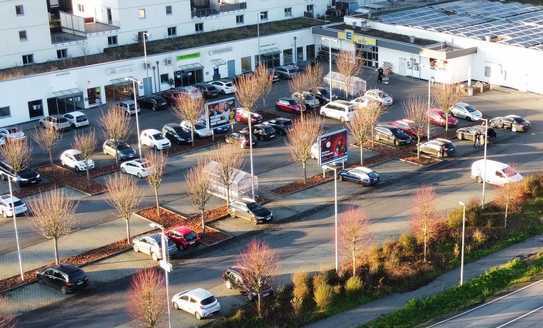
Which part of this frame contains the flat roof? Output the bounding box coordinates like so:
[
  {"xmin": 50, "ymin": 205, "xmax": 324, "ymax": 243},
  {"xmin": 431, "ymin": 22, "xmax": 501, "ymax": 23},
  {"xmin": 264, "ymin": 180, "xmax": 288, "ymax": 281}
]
[
  {"xmin": 330, "ymin": 23, "xmax": 437, "ymax": 46},
  {"xmin": 377, "ymin": 0, "xmax": 543, "ymax": 51},
  {"xmin": 0, "ymin": 17, "xmax": 323, "ymax": 82}
]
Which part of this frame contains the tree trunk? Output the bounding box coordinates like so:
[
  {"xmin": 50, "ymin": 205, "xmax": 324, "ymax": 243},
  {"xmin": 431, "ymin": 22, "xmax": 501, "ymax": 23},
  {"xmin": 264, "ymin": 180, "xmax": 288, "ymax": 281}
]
[
  {"xmin": 257, "ymin": 292, "xmax": 262, "ymax": 318},
  {"xmin": 153, "ymin": 187, "xmax": 160, "ymax": 217},
  {"xmin": 504, "ymin": 201, "xmax": 509, "ymax": 229},
  {"xmin": 423, "ymin": 230, "xmax": 428, "ymax": 263},
  {"xmin": 125, "ymin": 217, "xmax": 131, "ymax": 245},
  {"xmin": 417, "ymin": 136, "xmax": 421, "ymax": 159},
  {"xmin": 352, "ymin": 246, "xmax": 356, "ymax": 277},
  {"xmin": 191, "ymin": 127, "xmax": 195, "ymax": 147},
  {"xmin": 300, "ymin": 102, "xmax": 305, "ymax": 123},
  {"xmin": 371, "ymin": 130, "xmax": 375, "ymax": 148},
  {"xmin": 445, "ymin": 112, "xmax": 449, "ymax": 132},
  {"xmin": 53, "ymin": 237, "xmax": 59, "ymax": 265},
  {"xmin": 248, "ymin": 117, "xmax": 255, "ymax": 199},
  {"xmin": 226, "ymin": 184, "xmax": 231, "ymax": 208},
  {"xmin": 201, "ymin": 209, "xmax": 206, "ymax": 236},
  {"xmin": 360, "ymin": 144, "xmax": 364, "ymax": 166},
  {"xmin": 48, "ymin": 150, "xmax": 53, "ymax": 165},
  {"xmin": 85, "ymin": 167, "xmax": 90, "ymax": 183},
  {"xmin": 302, "ymin": 161, "xmax": 307, "ymax": 184}
]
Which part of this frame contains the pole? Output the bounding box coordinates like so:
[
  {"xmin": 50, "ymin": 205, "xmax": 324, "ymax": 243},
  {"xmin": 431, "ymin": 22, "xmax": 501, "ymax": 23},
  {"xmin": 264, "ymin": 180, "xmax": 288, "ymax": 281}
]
[
  {"xmin": 257, "ymin": 13, "xmax": 261, "ymax": 65},
  {"xmin": 131, "ymin": 79, "xmax": 143, "ymax": 160},
  {"xmin": 294, "ymin": 36, "xmax": 297, "ymax": 65},
  {"xmin": 8, "ymin": 177, "xmax": 24, "ymax": 281},
  {"xmin": 459, "ymin": 201, "xmax": 466, "ymax": 286},
  {"xmin": 156, "ymin": 61, "xmax": 161, "ymax": 93},
  {"xmin": 248, "ymin": 117, "xmax": 255, "ymax": 200},
  {"xmin": 481, "ymin": 118, "xmax": 488, "ymax": 208},
  {"xmin": 427, "ymin": 78, "xmax": 431, "ymax": 141},
  {"xmin": 334, "ymin": 167, "xmax": 338, "ymax": 272},
  {"xmin": 329, "ymin": 41, "xmax": 333, "ymax": 100},
  {"xmin": 160, "ymin": 229, "xmax": 172, "ymax": 328},
  {"xmin": 143, "ymin": 33, "xmax": 149, "ymax": 82}
]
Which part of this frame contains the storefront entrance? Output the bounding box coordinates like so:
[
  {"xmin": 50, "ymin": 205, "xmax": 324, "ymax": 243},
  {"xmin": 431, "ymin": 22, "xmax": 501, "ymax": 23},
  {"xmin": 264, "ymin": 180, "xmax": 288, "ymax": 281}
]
[
  {"xmin": 174, "ymin": 66, "xmax": 203, "ymax": 87},
  {"xmin": 105, "ymin": 82, "xmax": 133, "ymax": 102},
  {"xmin": 28, "ymin": 99, "xmax": 44, "ymax": 119},
  {"xmin": 357, "ymin": 44, "xmax": 379, "ymax": 68},
  {"xmin": 46, "ymin": 90, "xmax": 84, "ymax": 115},
  {"xmin": 256, "ymin": 52, "xmax": 280, "ymax": 68},
  {"xmin": 87, "ymin": 87, "xmax": 102, "ymax": 106}
]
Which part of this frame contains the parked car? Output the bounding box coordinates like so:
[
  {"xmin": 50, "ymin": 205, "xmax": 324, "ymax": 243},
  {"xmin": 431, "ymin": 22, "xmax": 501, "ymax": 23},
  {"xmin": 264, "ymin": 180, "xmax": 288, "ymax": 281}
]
[
  {"xmin": 208, "ymin": 80, "xmax": 235, "ymax": 94},
  {"xmin": 240, "ymin": 124, "xmax": 277, "ymax": 141},
  {"xmin": 387, "ymin": 119, "xmax": 417, "ymax": 137},
  {"xmin": 313, "ymin": 87, "xmax": 338, "ymax": 105},
  {"xmin": 419, "ymin": 138, "xmax": 456, "ymax": 158},
  {"xmin": 456, "ymin": 125, "xmax": 496, "ymax": 143},
  {"xmin": 171, "ymin": 288, "xmax": 221, "ymax": 320},
  {"xmin": 63, "ymin": 111, "xmax": 89, "ymax": 128},
  {"xmin": 162, "ymin": 123, "xmax": 192, "ymax": 144},
  {"xmin": 364, "ymin": 89, "xmax": 393, "ymax": 106},
  {"xmin": 177, "ymin": 86, "xmax": 203, "ymax": 99},
  {"xmin": 489, "ymin": 115, "xmax": 531, "ymax": 132},
  {"xmin": 225, "ymin": 132, "xmax": 254, "ymax": 149},
  {"xmin": 451, "ymin": 102, "xmax": 482, "ymax": 121},
  {"xmin": 118, "ymin": 100, "xmax": 140, "ymax": 116},
  {"xmin": 161, "ymin": 89, "xmax": 183, "ymax": 106},
  {"xmin": 293, "ymin": 91, "xmax": 320, "ymax": 110},
  {"xmin": 39, "ymin": 115, "xmax": 71, "ymax": 131},
  {"xmin": 140, "ymin": 129, "xmax": 171, "ymax": 150},
  {"xmin": 102, "ymin": 139, "xmax": 137, "ymax": 161},
  {"xmin": 262, "ymin": 117, "xmax": 292, "ymax": 136},
  {"xmin": 350, "ymin": 96, "xmax": 372, "ymax": 109},
  {"xmin": 223, "ymin": 266, "xmax": 274, "ymax": 300},
  {"xmin": 235, "ymin": 108, "xmax": 263, "ymax": 124},
  {"xmin": 0, "ymin": 161, "xmax": 41, "ymax": 186},
  {"xmin": 60, "ymin": 149, "xmax": 95, "ymax": 173},
  {"xmin": 374, "ymin": 124, "xmax": 413, "ymax": 146},
  {"xmin": 275, "ymin": 65, "xmax": 300, "ymax": 79},
  {"xmin": 181, "ymin": 120, "xmax": 212, "ymax": 138},
  {"xmin": 132, "ymin": 234, "xmax": 178, "ymax": 261},
  {"xmin": 471, "ymin": 159, "xmax": 523, "ymax": 186},
  {"xmin": 194, "ymin": 83, "xmax": 220, "ymax": 98},
  {"xmin": 428, "ymin": 108, "xmax": 459, "ymax": 127},
  {"xmin": 0, "ymin": 194, "xmax": 27, "ymax": 218},
  {"xmin": 137, "ymin": 95, "xmax": 168, "ymax": 111},
  {"xmin": 228, "ymin": 199, "xmax": 273, "ymax": 223},
  {"xmin": 320, "ymin": 100, "xmax": 357, "ymax": 122},
  {"xmin": 166, "ymin": 226, "xmax": 199, "ymax": 250},
  {"xmin": 36, "ymin": 264, "xmax": 88, "ymax": 294},
  {"xmin": 275, "ymin": 97, "xmax": 303, "ymax": 114},
  {"xmin": 0, "ymin": 127, "xmax": 26, "ymax": 145},
  {"xmin": 339, "ymin": 166, "xmax": 380, "ymax": 186},
  {"xmin": 120, "ymin": 159, "xmax": 150, "ymax": 178}
]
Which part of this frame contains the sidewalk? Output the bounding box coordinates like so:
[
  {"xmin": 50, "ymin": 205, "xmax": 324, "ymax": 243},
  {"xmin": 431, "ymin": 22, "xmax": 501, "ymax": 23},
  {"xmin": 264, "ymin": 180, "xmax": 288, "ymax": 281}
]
[{"xmin": 306, "ymin": 235, "xmax": 543, "ymax": 328}]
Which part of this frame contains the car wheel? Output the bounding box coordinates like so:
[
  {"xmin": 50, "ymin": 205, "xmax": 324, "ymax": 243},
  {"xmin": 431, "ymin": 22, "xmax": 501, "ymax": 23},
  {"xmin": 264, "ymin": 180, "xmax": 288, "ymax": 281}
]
[
  {"xmin": 173, "ymin": 302, "xmax": 179, "ymax": 310},
  {"xmin": 466, "ymin": 116, "xmax": 472, "ymax": 121},
  {"xmin": 476, "ymin": 176, "xmax": 482, "ymax": 183},
  {"xmin": 393, "ymin": 139, "xmax": 399, "ymax": 147},
  {"xmin": 61, "ymin": 286, "xmax": 68, "ymax": 295},
  {"xmin": 121, "ymin": 167, "xmax": 127, "ymax": 174},
  {"xmin": 457, "ymin": 133, "xmax": 463, "ymax": 141},
  {"xmin": 195, "ymin": 312, "xmax": 202, "ymax": 320},
  {"xmin": 225, "ymin": 280, "xmax": 232, "ymax": 289},
  {"xmin": 137, "ymin": 172, "xmax": 143, "ymax": 179}
]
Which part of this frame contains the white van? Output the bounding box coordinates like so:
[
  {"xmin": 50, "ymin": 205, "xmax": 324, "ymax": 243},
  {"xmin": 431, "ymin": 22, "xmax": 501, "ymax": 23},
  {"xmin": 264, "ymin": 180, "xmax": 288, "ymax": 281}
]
[
  {"xmin": 320, "ymin": 100, "xmax": 356, "ymax": 122},
  {"xmin": 471, "ymin": 159, "xmax": 523, "ymax": 186}
]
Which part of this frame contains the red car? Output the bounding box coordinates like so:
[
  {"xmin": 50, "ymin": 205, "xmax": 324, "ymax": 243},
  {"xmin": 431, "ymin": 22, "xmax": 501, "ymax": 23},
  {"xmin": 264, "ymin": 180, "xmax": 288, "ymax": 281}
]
[
  {"xmin": 429, "ymin": 108, "xmax": 458, "ymax": 127},
  {"xmin": 387, "ymin": 119, "xmax": 417, "ymax": 137},
  {"xmin": 235, "ymin": 108, "xmax": 263, "ymax": 124},
  {"xmin": 165, "ymin": 226, "xmax": 199, "ymax": 250},
  {"xmin": 275, "ymin": 97, "xmax": 303, "ymax": 114}
]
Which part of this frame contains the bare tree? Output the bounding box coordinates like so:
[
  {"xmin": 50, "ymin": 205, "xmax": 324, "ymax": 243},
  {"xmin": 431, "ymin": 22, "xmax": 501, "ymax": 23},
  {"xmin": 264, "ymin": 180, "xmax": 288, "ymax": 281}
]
[
  {"xmin": 304, "ymin": 64, "xmax": 324, "ymax": 95},
  {"xmin": 29, "ymin": 189, "xmax": 77, "ymax": 265},
  {"xmin": 173, "ymin": 94, "xmax": 204, "ymax": 146},
  {"xmin": 289, "ymin": 73, "xmax": 309, "ymax": 122},
  {"xmin": 106, "ymin": 173, "xmax": 143, "ymax": 244},
  {"xmin": 404, "ymin": 96, "xmax": 429, "ymax": 158},
  {"xmin": 72, "ymin": 129, "xmax": 96, "ymax": 181},
  {"xmin": 185, "ymin": 162, "xmax": 211, "ymax": 235},
  {"xmin": 208, "ymin": 143, "xmax": 244, "ymax": 207},
  {"xmin": 496, "ymin": 182, "xmax": 525, "ymax": 229},
  {"xmin": 410, "ymin": 186, "xmax": 439, "ymax": 263},
  {"xmin": 128, "ymin": 268, "xmax": 166, "ymax": 328},
  {"xmin": 366, "ymin": 102, "xmax": 383, "ymax": 148},
  {"xmin": 432, "ymin": 83, "xmax": 464, "ymax": 132},
  {"xmin": 0, "ymin": 139, "xmax": 31, "ymax": 177},
  {"xmin": 348, "ymin": 104, "xmax": 382, "ymax": 165},
  {"xmin": 237, "ymin": 240, "xmax": 278, "ymax": 318},
  {"xmin": 99, "ymin": 106, "xmax": 130, "ymax": 163},
  {"xmin": 145, "ymin": 151, "xmax": 167, "ymax": 216},
  {"xmin": 32, "ymin": 127, "xmax": 60, "ymax": 164},
  {"xmin": 340, "ymin": 207, "xmax": 373, "ymax": 277},
  {"xmin": 0, "ymin": 297, "xmax": 15, "ymax": 328},
  {"xmin": 336, "ymin": 50, "xmax": 363, "ymax": 99},
  {"xmin": 287, "ymin": 116, "xmax": 321, "ymax": 183},
  {"xmin": 254, "ymin": 64, "xmax": 273, "ymax": 105}
]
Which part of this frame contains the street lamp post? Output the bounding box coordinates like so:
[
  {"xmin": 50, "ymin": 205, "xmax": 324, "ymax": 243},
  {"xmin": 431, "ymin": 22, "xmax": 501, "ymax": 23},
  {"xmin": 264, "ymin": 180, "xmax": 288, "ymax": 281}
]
[
  {"xmin": 458, "ymin": 201, "xmax": 466, "ymax": 286},
  {"xmin": 125, "ymin": 77, "xmax": 143, "ymax": 160},
  {"xmin": 149, "ymin": 223, "xmax": 172, "ymax": 328},
  {"xmin": 143, "ymin": 32, "xmax": 149, "ymax": 83},
  {"xmin": 427, "ymin": 77, "xmax": 434, "ymax": 141},
  {"xmin": 3, "ymin": 173, "xmax": 24, "ymax": 281},
  {"xmin": 481, "ymin": 118, "xmax": 489, "ymax": 208},
  {"xmin": 323, "ymin": 164, "xmax": 339, "ymax": 272},
  {"xmin": 322, "ymin": 37, "xmax": 338, "ymax": 101}
]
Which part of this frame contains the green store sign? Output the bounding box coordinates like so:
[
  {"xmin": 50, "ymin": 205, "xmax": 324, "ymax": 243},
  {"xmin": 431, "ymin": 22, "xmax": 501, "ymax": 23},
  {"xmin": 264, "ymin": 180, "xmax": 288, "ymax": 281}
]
[{"xmin": 176, "ymin": 52, "xmax": 200, "ymax": 61}]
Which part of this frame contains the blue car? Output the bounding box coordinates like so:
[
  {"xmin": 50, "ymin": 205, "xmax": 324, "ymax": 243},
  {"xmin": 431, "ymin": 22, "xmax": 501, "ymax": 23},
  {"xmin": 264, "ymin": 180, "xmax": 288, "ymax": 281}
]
[{"xmin": 339, "ymin": 166, "xmax": 380, "ymax": 186}]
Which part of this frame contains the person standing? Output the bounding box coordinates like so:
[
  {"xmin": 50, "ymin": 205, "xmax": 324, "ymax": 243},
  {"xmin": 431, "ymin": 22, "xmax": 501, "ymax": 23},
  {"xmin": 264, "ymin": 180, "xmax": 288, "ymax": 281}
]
[
  {"xmin": 474, "ymin": 131, "xmax": 480, "ymax": 149},
  {"xmin": 229, "ymin": 110, "xmax": 236, "ymax": 130},
  {"xmin": 377, "ymin": 67, "xmax": 384, "ymax": 84}
]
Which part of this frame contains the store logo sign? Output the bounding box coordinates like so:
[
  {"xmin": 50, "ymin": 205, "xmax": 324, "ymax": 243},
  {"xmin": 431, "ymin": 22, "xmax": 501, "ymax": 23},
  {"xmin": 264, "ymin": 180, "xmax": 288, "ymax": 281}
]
[{"xmin": 176, "ymin": 52, "xmax": 200, "ymax": 61}]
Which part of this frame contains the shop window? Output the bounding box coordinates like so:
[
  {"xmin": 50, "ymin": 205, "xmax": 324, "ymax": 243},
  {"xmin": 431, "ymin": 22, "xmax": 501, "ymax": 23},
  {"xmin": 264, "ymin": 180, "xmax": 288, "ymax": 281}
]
[
  {"xmin": 296, "ymin": 46, "xmax": 303, "ymax": 63},
  {"xmin": 57, "ymin": 49, "xmax": 67, "ymax": 59},
  {"xmin": 108, "ymin": 35, "xmax": 118, "ymax": 45},
  {"xmin": 28, "ymin": 100, "xmax": 44, "ymax": 118},
  {"xmin": 484, "ymin": 66, "xmax": 491, "ymax": 78},
  {"xmin": 167, "ymin": 26, "xmax": 176, "ymax": 37},
  {"xmin": 0, "ymin": 107, "xmax": 11, "ymax": 118},
  {"xmin": 283, "ymin": 48, "xmax": 293, "ymax": 65},
  {"xmin": 284, "ymin": 8, "xmax": 292, "ymax": 17},
  {"xmin": 429, "ymin": 58, "xmax": 437, "ymax": 69},
  {"xmin": 260, "ymin": 11, "xmax": 268, "ymax": 21},
  {"xmin": 22, "ymin": 54, "xmax": 33, "ymax": 65},
  {"xmin": 160, "ymin": 73, "xmax": 169, "ymax": 83},
  {"xmin": 165, "ymin": 5, "xmax": 172, "ymax": 15},
  {"xmin": 19, "ymin": 30, "xmax": 27, "ymax": 41},
  {"xmin": 138, "ymin": 9, "xmax": 146, "ymax": 18},
  {"xmin": 241, "ymin": 56, "xmax": 251, "ymax": 72},
  {"xmin": 236, "ymin": 14, "xmax": 244, "ymax": 24},
  {"xmin": 195, "ymin": 23, "xmax": 203, "ymax": 32},
  {"xmin": 15, "ymin": 5, "xmax": 24, "ymax": 16}
]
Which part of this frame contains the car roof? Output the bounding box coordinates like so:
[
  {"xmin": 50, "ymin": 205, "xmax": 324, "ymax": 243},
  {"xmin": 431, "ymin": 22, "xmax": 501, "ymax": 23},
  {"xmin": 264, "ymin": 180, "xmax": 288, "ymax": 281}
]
[
  {"xmin": 0, "ymin": 194, "xmax": 20, "ymax": 202},
  {"xmin": 505, "ymin": 115, "xmax": 522, "ymax": 119},
  {"xmin": 164, "ymin": 123, "xmax": 181, "ymax": 128},
  {"xmin": 278, "ymin": 97, "xmax": 294, "ymax": 101},
  {"xmin": 455, "ymin": 102, "xmax": 470, "ymax": 107},
  {"xmin": 63, "ymin": 149, "xmax": 82, "ymax": 156},
  {"xmin": 350, "ymin": 166, "xmax": 373, "ymax": 174},
  {"xmin": 185, "ymin": 288, "xmax": 213, "ymax": 300},
  {"xmin": 473, "ymin": 159, "xmax": 508, "ymax": 169},
  {"xmin": 434, "ymin": 138, "xmax": 453, "ymax": 144},
  {"xmin": 329, "ymin": 100, "xmax": 352, "ymax": 106},
  {"xmin": 120, "ymin": 100, "xmax": 135, "ymax": 104},
  {"xmin": 124, "ymin": 158, "xmax": 145, "ymax": 165},
  {"xmin": 53, "ymin": 264, "xmax": 82, "ymax": 274},
  {"xmin": 65, "ymin": 111, "xmax": 85, "ymax": 116},
  {"xmin": 170, "ymin": 226, "xmax": 193, "ymax": 234},
  {"xmin": 142, "ymin": 129, "xmax": 161, "ymax": 134}
]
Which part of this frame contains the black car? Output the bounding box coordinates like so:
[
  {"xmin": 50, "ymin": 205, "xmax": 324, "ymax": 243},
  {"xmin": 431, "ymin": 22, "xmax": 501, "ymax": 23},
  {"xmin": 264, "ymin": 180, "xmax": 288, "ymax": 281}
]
[
  {"xmin": 419, "ymin": 138, "xmax": 456, "ymax": 158},
  {"xmin": 313, "ymin": 87, "xmax": 339, "ymax": 105},
  {"xmin": 0, "ymin": 161, "xmax": 40, "ymax": 186},
  {"xmin": 339, "ymin": 166, "xmax": 380, "ymax": 186},
  {"xmin": 162, "ymin": 123, "xmax": 192, "ymax": 144},
  {"xmin": 194, "ymin": 83, "xmax": 220, "ymax": 99},
  {"xmin": 37, "ymin": 264, "xmax": 89, "ymax": 294},
  {"xmin": 262, "ymin": 117, "xmax": 292, "ymax": 136},
  {"xmin": 489, "ymin": 115, "xmax": 530, "ymax": 132},
  {"xmin": 137, "ymin": 95, "xmax": 168, "ymax": 111},
  {"xmin": 223, "ymin": 266, "xmax": 274, "ymax": 301},
  {"xmin": 375, "ymin": 125, "xmax": 413, "ymax": 146},
  {"xmin": 229, "ymin": 200, "xmax": 272, "ymax": 223},
  {"xmin": 102, "ymin": 139, "xmax": 137, "ymax": 161},
  {"xmin": 240, "ymin": 124, "xmax": 277, "ymax": 141},
  {"xmin": 456, "ymin": 125, "xmax": 497, "ymax": 142}
]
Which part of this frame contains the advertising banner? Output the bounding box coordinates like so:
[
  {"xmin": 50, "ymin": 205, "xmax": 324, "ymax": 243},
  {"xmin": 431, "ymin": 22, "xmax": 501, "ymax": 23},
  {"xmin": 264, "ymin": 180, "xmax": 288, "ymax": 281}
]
[
  {"xmin": 319, "ymin": 129, "xmax": 348, "ymax": 166},
  {"xmin": 205, "ymin": 97, "xmax": 235, "ymax": 129}
]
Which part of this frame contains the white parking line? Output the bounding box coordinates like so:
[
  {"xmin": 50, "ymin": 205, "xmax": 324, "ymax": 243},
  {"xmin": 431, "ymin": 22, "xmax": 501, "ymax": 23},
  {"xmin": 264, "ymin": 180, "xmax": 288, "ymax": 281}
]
[{"xmin": 495, "ymin": 304, "xmax": 543, "ymax": 328}]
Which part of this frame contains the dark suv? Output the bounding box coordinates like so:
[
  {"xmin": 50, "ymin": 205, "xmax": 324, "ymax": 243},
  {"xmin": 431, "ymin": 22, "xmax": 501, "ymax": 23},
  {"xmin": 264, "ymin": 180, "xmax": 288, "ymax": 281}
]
[
  {"xmin": 0, "ymin": 161, "xmax": 41, "ymax": 186},
  {"xmin": 223, "ymin": 266, "xmax": 273, "ymax": 301},
  {"xmin": 137, "ymin": 95, "xmax": 168, "ymax": 111},
  {"xmin": 162, "ymin": 123, "xmax": 192, "ymax": 144},
  {"xmin": 194, "ymin": 83, "xmax": 220, "ymax": 99},
  {"xmin": 37, "ymin": 264, "xmax": 89, "ymax": 294},
  {"xmin": 374, "ymin": 125, "xmax": 413, "ymax": 146}
]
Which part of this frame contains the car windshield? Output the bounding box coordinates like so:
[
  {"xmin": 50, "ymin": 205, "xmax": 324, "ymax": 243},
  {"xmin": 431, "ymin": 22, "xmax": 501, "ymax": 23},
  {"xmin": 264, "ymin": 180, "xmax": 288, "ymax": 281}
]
[
  {"xmin": 13, "ymin": 200, "xmax": 24, "ymax": 207},
  {"xmin": 152, "ymin": 133, "xmax": 164, "ymax": 140},
  {"xmin": 57, "ymin": 117, "xmax": 68, "ymax": 123},
  {"xmin": 224, "ymin": 82, "xmax": 233, "ymax": 87},
  {"xmin": 511, "ymin": 117, "xmax": 524, "ymax": 123},
  {"xmin": 391, "ymin": 128, "xmax": 408, "ymax": 138},
  {"xmin": 184, "ymin": 232, "xmax": 197, "ymax": 241},
  {"xmin": 200, "ymin": 296, "xmax": 216, "ymax": 306},
  {"xmin": 503, "ymin": 166, "xmax": 518, "ymax": 177},
  {"xmin": 73, "ymin": 153, "xmax": 84, "ymax": 161},
  {"xmin": 194, "ymin": 122, "xmax": 206, "ymax": 129},
  {"xmin": 76, "ymin": 116, "xmax": 87, "ymax": 122},
  {"xmin": 465, "ymin": 105, "xmax": 477, "ymax": 113},
  {"xmin": 171, "ymin": 126, "xmax": 186, "ymax": 134}
]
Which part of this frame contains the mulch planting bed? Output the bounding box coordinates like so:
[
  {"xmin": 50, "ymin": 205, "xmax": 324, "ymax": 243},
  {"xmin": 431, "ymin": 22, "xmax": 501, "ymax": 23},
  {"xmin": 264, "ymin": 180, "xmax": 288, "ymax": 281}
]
[
  {"xmin": 400, "ymin": 155, "xmax": 441, "ymax": 166},
  {"xmin": 168, "ymin": 135, "xmax": 226, "ymax": 156}
]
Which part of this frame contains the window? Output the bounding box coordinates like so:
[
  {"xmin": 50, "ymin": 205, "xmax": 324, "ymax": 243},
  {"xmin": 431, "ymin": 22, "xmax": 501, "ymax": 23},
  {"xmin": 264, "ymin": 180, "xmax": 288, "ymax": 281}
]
[
  {"xmin": 160, "ymin": 73, "xmax": 169, "ymax": 83},
  {"xmin": 78, "ymin": 4, "xmax": 84, "ymax": 12},
  {"xmin": 167, "ymin": 26, "xmax": 176, "ymax": 36},
  {"xmin": 195, "ymin": 23, "xmax": 203, "ymax": 32},
  {"xmin": 236, "ymin": 14, "xmax": 244, "ymax": 24},
  {"xmin": 484, "ymin": 66, "xmax": 491, "ymax": 78},
  {"xmin": 284, "ymin": 8, "xmax": 292, "ymax": 17},
  {"xmin": 241, "ymin": 56, "xmax": 251, "ymax": 72},
  {"xmin": 283, "ymin": 48, "xmax": 293, "ymax": 64},
  {"xmin": 0, "ymin": 107, "xmax": 10, "ymax": 118},
  {"xmin": 306, "ymin": 4, "xmax": 314, "ymax": 12},
  {"xmin": 165, "ymin": 5, "xmax": 172, "ymax": 15},
  {"xmin": 57, "ymin": 49, "xmax": 67, "ymax": 59},
  {"xmin": 19, "ymin": 30, "xmax": 27, "ymax": 41},
  {"xmin": 107, "ymin": 35, "xmax": 118, "ymax": 45},
  {"xmin": 15, "ymin": 5, "xmax": 24, "ymax": 16},
  {"xmin": 138, "ymin": 8, "xmax": 146, "ymax": 18},
  {"xmin": 22, "ymin": 54, "xmax": 33, "ymax": 65},
  {"xmin": 260, "ymin": 11, "xmax": 268, "ymax": 21},
  {"xmin": 137, "ymin": 31, "xmax": 148, "ymax": 42}
]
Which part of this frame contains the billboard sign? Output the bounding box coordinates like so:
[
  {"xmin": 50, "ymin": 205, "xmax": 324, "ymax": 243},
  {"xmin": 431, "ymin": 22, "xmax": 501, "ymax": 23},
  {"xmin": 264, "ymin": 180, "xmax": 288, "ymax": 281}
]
[
  {"xmin": 204, "ymin": 97, "xmax": 235, "ymax": 129},
  {"xmin": 318, "ymin": 129, "xmax": 348, "ymax": 166}
]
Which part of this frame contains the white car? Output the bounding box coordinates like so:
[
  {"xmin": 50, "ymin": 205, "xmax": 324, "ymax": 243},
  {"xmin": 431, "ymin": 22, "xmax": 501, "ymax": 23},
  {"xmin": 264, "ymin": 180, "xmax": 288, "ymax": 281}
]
[
  {"xmin": 120, "ymin": 159, "xmax": 150, "ymax": 178},
  {"xmin": 180, "ymin": 120, "xmax": 213, "ymax": 138},
  {"xmin": 172, "ymin": 288, "xmax": 221, "ymax": 320},
  {"xmin": 0, "ymin": 194, "xmax": 27, "ymax": 218},
  {"xmin": 132, "ymin": 234, "xmax": 177, "ymax": 261},
  {"xmin": 209, "ymin": 80, "xmax": 235, "ymax": 94},
  {"xmin": 320, "ymin": 100, "xmax": 357, "ymax": 122},
  {"xmin": 311, "ymin": 142, "xmax": 319, "ymax": 159},
  {"xmin": 0, "ymin": 127, "xmax": 26, "ymax": 146},
  {"xmin": 140, "ymin": 129, "xmax": 171, "ymax": 150},
  {"xmin": 63, "ymin": 111, "xmax": 89, "ymax": 128},
  {"xmin": 60, "ymin": 149, "xmax": 95, "ymax": 172},
  {"xmin": 471, "ymin": 159, "xmax": 523, "ymax": 187},
  {"xmin": 451, "ymin": 102, "xmax": 482, "ymax": 121},
  {"xmin": 118, "ymin": 100, "xmax": 140, "ymax": 116},
  {"xmin": 364, "ymin": 89, "xmax": 393, "ymax": 106},
  {"xmin": 350, "ymin": 96, "xmax": 372, "ymax": 108}
]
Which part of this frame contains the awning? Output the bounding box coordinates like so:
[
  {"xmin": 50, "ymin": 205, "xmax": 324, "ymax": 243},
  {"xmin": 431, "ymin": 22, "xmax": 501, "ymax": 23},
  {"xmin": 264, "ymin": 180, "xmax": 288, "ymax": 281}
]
[
  {"xmin": 109, "ymin": 77, "xmax": 132, "ymax": 85},
  {"xmin": 210, "ymin": 59, "xmax": 226, "ymax": 66},
  {"xmin": 259, "ymin": 47, "xmax": 281, "ymax": 56},
  {"xmin": 51, "ymin": 88, "xmax": 82, "ymax": 98},
  {"xmin": 176, "ymin": 63, "xmax": 204, "ymax": 72}
]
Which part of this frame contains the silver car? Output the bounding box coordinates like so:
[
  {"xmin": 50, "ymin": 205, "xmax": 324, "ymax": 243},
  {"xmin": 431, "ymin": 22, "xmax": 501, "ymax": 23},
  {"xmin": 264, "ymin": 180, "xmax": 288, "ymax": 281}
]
[
  {"xmin": 132, "ymin": 234, "xmax": 177, "ymax": 261},
  {"xmin": 39, "ymin": 116, "xmax": 71, "ymax": 131}
]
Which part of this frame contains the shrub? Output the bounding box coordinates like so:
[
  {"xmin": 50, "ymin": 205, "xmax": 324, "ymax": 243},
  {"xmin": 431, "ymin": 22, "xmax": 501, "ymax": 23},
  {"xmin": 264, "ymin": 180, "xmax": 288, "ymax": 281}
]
[
  {"xmin": 521, "ymin": 175, "xmax": 543, "ymax": 198},
  {"xmin": 292, "ymin": 272, "xmax": 309, "ymax": 314},
  {"xmin": 398, "ymin": 234, "xmax": 417, "ymax": 259},
  {"xmin": 472, "ymin": 228, "xmax": 488, "ymax": 246},
  {"xmin": 323, "ymin": 269, "xmax": 341, "ymax": 286},
  {"xmin": 345, "ymin": 276, "xmax": 364, "ymax": 295},
  {"xmin": 313, "ymin": 280, "xmax": 333, "ymax": 312},
  {"xmin": 312, "ymin": 273, "xmax": 326, "ymax": 290}
]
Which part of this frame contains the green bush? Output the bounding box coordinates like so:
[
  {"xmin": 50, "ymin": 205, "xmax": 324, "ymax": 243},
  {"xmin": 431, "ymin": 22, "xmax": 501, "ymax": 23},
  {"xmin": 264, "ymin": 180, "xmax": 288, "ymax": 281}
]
[
  {"xmin": 345, "ymin": 276, "xmax": 364, "ymax": 295},
  {"xmin": 398, "ymin": 234, "xmax": 417, "ymax": 259},
  {"xmin": 313, "ymin": 280, "xmax": 333, "ymax": 312}
]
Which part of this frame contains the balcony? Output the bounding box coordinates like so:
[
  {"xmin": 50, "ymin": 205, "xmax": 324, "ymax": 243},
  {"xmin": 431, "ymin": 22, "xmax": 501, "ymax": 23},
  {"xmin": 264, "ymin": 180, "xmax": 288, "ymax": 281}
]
[
  {"xmin": 51, "ymin": 11, "xmax": 119, "ymax": 44},
  {"xmin": 192, "ymin": 2, "xmax": 247, "ymax": 18}
]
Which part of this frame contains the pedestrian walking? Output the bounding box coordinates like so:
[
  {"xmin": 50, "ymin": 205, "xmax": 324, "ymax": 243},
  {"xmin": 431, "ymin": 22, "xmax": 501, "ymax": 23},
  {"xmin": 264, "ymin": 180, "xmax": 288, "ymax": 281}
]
[
  {"xmin": 474, "ymin": 132, "xmax": 480, "ymax": 149},
  {"xmin": 229, "ymin": 110, "xmax": 236, "ymax": 130},
  {"xmin": 377, "ymin": 67, "xmax": 384, "ymax": 84}
]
